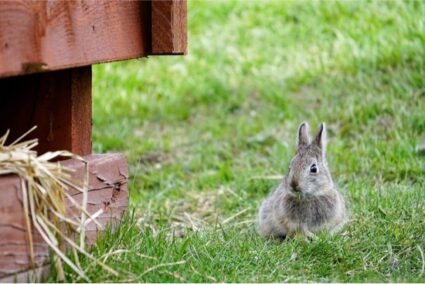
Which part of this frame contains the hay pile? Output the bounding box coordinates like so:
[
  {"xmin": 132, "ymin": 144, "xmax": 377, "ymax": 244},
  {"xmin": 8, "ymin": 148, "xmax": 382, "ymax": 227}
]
[{"xmin": 0, "ymin": 127, "xmax": 116, "ymax": 281}]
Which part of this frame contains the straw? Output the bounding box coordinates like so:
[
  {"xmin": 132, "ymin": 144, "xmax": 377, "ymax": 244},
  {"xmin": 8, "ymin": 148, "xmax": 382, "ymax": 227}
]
[{"xmin": 0, "ymin": 127, "xmax": 116, "ymax": 281}]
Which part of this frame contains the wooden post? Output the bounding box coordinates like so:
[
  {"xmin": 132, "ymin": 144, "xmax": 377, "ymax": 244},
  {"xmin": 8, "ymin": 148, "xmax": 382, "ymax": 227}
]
[{"xmin": 0, "ymin": 66, "xmax": 92, "ymax": 155}]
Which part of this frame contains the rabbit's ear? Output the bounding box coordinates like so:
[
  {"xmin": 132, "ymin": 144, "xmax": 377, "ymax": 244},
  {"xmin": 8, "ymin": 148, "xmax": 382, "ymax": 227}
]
[
  {"xmin": 298, "ymin": 122, "xmax": 310, "ymax": 148},
  {"xmin": 313, "ymin": 122, "xmax": 327, "ymax": 153}
]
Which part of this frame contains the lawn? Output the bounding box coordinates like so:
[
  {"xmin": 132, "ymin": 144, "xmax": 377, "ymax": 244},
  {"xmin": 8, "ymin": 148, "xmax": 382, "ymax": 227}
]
[{"xmin": 55, "ymin": 0, "xmax": 424, "ymax": 282}]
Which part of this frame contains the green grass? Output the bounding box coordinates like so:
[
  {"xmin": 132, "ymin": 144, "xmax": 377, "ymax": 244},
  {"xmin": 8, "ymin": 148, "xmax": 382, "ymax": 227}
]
[{"xmin": 54, "ymin": 0, "xmax": 424, "ymax": 282}]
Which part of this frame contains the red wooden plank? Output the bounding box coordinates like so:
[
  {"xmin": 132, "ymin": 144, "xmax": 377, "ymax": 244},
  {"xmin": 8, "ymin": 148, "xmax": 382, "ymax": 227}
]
[
  {"xmin": 0, "ymin": 1, "xmax": 150, "ymax": 78},
  {"xmin": 0, "ymin": 66, "xmax": 92, "ymax": 155},
  {"xmin": 151, "ymin": 0, "xmax": 187, "ymax": 55},
  {"xmin": 0, "ymin": 154, "xmax": 129, "ymax": 281}
]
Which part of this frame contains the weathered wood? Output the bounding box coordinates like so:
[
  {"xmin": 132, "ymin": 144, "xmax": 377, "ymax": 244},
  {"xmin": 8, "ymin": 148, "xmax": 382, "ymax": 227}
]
[
  {"xmin": 0, "ymin": 265, "xmax": 50, "ymax": 283},
  {"xmin": 0, "ymin": 66, "xmax": 92, "ymax": 155},
  {"xmin": 61, "ymin": 154, "xmax": 129, "ymax": 243},
  {"xmin": 151, "ymin": 0, "xmax": 187, "ymax": 55},
  {"xmin": 0, "ymin": 1, "xmax": 150, "ymax": 78},
  {"xmin": 70, "ymin": 67, "xmax": 92, "ymax": 156},
  {"xmin": 0, "ymin": 154, "xmax": 129, "ymax": 281},
  {"xmin": 0, "ymin": 176, "xmax": 49, "ymax": 280}
]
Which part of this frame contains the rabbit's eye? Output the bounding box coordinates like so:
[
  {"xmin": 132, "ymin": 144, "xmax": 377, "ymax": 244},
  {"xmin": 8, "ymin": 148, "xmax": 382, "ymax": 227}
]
[{"xmin": 310, "ymin": 164, "xmax": 318, "ymax": 173}]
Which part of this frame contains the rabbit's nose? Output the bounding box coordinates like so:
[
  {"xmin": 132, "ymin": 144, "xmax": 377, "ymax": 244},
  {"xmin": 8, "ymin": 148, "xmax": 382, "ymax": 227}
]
[{"xmin": 290, "ymin": 180, "xmax": 300, "ymax": 191}]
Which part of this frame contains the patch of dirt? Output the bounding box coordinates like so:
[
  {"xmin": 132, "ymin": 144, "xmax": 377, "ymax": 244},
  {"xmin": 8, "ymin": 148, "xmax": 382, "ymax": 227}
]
[
  {"xmin": 376, "ymin": 115, "xmax": 393, "ymax": 129},
  {"xmin": 138, "ymin": 153, "xmax": 166, "ymax": 166},
  {"xmin": 137, "ymin": 187, "xmax": 253, "ymax": 238}
]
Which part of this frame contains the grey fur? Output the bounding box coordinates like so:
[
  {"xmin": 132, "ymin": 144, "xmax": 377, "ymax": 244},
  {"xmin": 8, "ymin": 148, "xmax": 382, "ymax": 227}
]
[
  {"xmin": 258, "ymin": 122, "xmax": 347, "ymax": 239},
  {"xmin": 298, "ymin": 122, "xmax": 310, "ymax": 148}
]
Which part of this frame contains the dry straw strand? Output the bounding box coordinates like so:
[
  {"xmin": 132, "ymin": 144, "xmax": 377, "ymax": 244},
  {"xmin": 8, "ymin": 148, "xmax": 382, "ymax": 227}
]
[{"xmin": 0, "ymin": 127, "xmax": 116, "ymax": 281}]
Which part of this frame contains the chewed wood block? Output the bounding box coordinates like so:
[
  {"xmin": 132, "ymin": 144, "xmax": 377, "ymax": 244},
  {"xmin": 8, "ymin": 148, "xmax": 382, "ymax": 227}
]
[
  {"xmin": 62, "ymin": 154, "xmax": 129, "ymax": 244},
  {"xmin": 0, "ymin": 265, "xmax": 50, "ymax": 283},
  {"xmin": 0, "ymin": 175, "xmax": 49, "ymax": 280},
  {"xmin": 0, "ymin": 153, "xmax": 129, "ymax": 282}
]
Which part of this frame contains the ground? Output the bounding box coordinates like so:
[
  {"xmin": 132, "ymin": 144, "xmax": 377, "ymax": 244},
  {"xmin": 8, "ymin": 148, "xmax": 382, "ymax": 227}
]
[{"xmin": 55, "ymin": 0, "xmax": 424, "ymax": 282}]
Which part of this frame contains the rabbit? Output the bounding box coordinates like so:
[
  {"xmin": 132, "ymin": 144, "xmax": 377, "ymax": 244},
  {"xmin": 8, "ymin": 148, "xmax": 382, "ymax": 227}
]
[{"xmin": 258, "ymin": 122, "xmax": 347, "ymax": 239}]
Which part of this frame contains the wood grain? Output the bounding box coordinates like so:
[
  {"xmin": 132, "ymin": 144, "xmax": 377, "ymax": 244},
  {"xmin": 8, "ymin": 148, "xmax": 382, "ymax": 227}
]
[
  {"xmin": 61, "ymin": 154, "xmax": 129, "ymax": 244},
  {"xmin": 0, "ymin": 66, "xmax": 92, "ymax": 155},
  {"xmin": 0, "ymin": 175, "xmax": 49, "ymax": 280},
  {"xmin": 70, "ymin": 66, "xmax": 92, "ymax": 155},
  {"xmin": 0, "ymin": 154, "xmax": 128, "ymax": 281},
  {"xmin": 0, "ymin": 264, "xmax": 50, "ymax": 283},
  {"xmin": 151, "ymin": 0, "xmax": 187, "ymax": 55},
  {"xmin": 0, "ymin": 1, "xmax": 150, "ymax": 78},
  {"xmin": 0, "ymin": 265, "xmax": 50, "ymax": 283}
]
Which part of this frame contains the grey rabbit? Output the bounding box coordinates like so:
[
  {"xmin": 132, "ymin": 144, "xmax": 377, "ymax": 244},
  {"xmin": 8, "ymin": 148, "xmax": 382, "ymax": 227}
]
[{"xmin": 258, "ymin": 122, "xmax": 347, "ymax": 239}]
